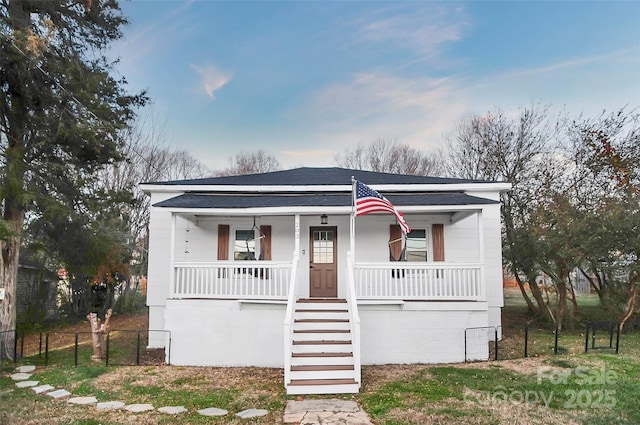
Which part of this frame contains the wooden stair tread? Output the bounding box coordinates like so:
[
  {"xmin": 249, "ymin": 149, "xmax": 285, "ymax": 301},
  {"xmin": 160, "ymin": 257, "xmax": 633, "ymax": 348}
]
[
  {"xmin": 291, "ymin": 365, "xmax": 354, "ymax": 371},
  {"xmin": 293, "ymin": 340, "xmax": 351, "ymax": 345},
  {"xmin": 295, "ymin": 319, "xmax": 349, "ymax": 323},
  {"xmin": 288, "ymin": 378, "xmax": 358, "ymax": 386},
  {"xmin": 294, "ymin": 329, "xmax": 350, "ymax": 333},
  {"xmin": 292, "ymin": 352, "xmax": 353, "ymax": 358}
]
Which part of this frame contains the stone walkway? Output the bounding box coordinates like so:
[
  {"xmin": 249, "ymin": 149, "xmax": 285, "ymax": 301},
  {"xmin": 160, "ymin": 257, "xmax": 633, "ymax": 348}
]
[
  {"xmin": 283, "ymin": 399, "xmax": 374, "ymax": 425},
  {"xmin": 9, "ymin": 365, "xmax": 375, "ymax": 424},
  {"xmin": 8, "ymin": 365, "xmax": 268, "ymax": 420}
]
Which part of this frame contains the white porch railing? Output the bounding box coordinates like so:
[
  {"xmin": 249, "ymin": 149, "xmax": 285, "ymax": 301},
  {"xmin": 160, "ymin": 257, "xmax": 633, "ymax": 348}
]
[
  {"xmin": 173, "ymin": 261, "xmax": 292, "ymax": 299},
  {"xmin": 354, "ymin": 262, "xmax": 484, "ymax": 301}
]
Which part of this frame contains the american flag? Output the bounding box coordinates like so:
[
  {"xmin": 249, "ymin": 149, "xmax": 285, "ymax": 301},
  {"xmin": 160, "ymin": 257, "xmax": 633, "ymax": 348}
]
[{"xmin": 355, "ymin": 180, "xmax": 411, "ymax": 234}]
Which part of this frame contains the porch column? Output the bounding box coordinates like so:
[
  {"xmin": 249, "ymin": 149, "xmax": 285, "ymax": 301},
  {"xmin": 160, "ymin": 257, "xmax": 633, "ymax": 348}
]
[
  {"xmin": 169, "ymin": 213, "xmax": 176, "ymax": 298},
  {"xmin": 294, "ymin": 213, "xmax": 300, "ymax": 255},
  {"xmin": 477, "ymin": 209, "xmax": 486, "ymax": 301}
]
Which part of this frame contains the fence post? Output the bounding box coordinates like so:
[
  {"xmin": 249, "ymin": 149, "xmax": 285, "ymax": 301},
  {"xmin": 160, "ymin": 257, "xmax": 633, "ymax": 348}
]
[
  {"xmin": 615, "ymin": 323, "xmax": 621, "ymax": 354},
  {"xmin": 608, "ymin": 322, "xmax": 614, "ymax": 348},
  {"xmin": 20, "ymin": 332, "xmax": 24, "ymax": 361},
  {"xmin": 494, "ymin": 328, "xmax": 498, "ymax": 361},
  {"xmin": 45, "ymin": 333, "xmax": 49, "ymax": 366},
  {"xmin": 591, "ymin": 327, "xmax": 596, "ymax": 349},
  {"xmin": 74, "ymin": 334, "xmax": 79, "ymax": 368},
  {"xmin": 464, "ymin": 329, "xmax": 467, "ymax": 362},
  {"xmin": 13, "ymin": 330, "xmax": 18, "ymax": 363},
  {"xmin": 584, "ymin": 323, "xmax": 590, "ymax": 353},
  {"xmin": 39, "ymin": 332, "xmax": 42, "ymax": 359},
  {"xmin": 554, "ymin": 324, "xmax": 559, "ymax": 355},
  {"xmin": 136, "ymin": 332, "xmax": 141, "ymax": 366},
  {"xmin": 524, "ymin": 325, "xmax": 529, "ymax": 358}
]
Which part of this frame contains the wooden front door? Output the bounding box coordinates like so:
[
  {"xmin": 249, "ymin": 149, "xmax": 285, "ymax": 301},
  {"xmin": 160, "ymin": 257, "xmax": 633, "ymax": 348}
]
[{"xmin": 309, "ymin": 226, "xmax": 338, "ymax": 298}]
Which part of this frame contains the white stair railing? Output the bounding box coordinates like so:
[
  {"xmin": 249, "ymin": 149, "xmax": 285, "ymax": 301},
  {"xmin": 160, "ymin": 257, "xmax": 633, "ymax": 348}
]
[
  {"xmin": 346, "ymin": 251, "xmax": 361, "ymax": 386},
  {"xmin": 283, "ymin": 251, "xmax": 300, "ymax": 386}
]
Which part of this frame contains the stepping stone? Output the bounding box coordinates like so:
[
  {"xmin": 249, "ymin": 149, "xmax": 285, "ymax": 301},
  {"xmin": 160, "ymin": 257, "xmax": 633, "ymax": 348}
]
[
  {"xmin": 68, "ymin": 396, "xmax": 98, "ymax": 405},
  {"xmin": 158, "ymin": 406, "xmax": 187, "ymax": 415},
  {"xmin": 16, "ymin": 380, "xmax": 39, "ymax": 388},
  {"xmin": 96, "ymin": 401, "xmax": 125, "ymax": 410},
  {"xmin": 10, "ymin": 373, "xmax": 31, "ymax": 381},
  {"xmin": 48, "ymin": 389, "xmax": 71, "ymax": 399},
  {"xmin": 16, "ymin": 365, "xmax": 36, "ymax": 373},
  {"xmin": 198, "ymin": 407, "xmax": 229, "ymax": 417},
  {"xmin": 32, "ymin": 384, "xmax": 55, "ymax": 394},
  {"xmin": 125, "ymin": 403, "xmax": 155, "ymax": 413},
  {"xmin": 236, "ymin": 408, "xmax": 268, "ymax": 419}
]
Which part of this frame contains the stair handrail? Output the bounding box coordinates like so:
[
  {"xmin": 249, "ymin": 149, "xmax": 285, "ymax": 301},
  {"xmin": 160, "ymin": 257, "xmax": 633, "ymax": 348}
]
[
  {"xmin": 283, "ymin": 250, "xmax": 300, "ymax": 386},
  {"xmin": 346, "ymin": 250, "xmax": 362, "ymax": 386}
]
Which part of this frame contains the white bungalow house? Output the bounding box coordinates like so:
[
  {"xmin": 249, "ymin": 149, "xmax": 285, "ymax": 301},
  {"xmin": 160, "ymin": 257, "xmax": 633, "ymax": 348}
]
[{"xmin": 140, "ymin": 167, "xmax": 510, "ymax": 395}]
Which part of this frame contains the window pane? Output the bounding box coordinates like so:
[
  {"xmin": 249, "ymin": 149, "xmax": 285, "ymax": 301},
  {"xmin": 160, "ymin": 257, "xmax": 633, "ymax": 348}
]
[
  {"xmin": 406, "ymin": 229, "xmax": 427, "ymax": 262},
  {"xmin": 234, "ymin": 229, "xmax": 255, "ymax": 260}
]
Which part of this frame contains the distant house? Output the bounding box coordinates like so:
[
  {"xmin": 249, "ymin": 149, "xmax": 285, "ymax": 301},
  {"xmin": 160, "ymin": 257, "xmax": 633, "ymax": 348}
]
[
  {"xmin": 140, "ymin": 167, "xmax": 510, "ymax": 394},
  {"xmin": 17, "ymin": 264, "xmax": 59, "ymax": 324}
]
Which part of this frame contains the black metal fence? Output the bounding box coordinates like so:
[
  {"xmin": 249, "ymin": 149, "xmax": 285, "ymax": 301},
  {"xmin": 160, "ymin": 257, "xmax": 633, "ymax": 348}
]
[
  {"xmin": 465, "ymin": 322, "xmax": 634, "ymax": 362},
  {"xmin": 3, "ymin": 329, "xmax": 170, "ymax": 367}
]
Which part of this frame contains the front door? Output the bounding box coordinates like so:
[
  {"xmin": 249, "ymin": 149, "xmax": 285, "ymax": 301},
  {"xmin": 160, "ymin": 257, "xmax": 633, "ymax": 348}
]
[{"xmin": 309, "ymin": 226, "xmax": 338, "ymax": 297}]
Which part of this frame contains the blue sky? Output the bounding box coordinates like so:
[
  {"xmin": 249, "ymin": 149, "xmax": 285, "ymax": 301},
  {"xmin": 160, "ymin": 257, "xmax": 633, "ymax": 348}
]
[{"xmin": 112, "ymin": 1, "xmax": 640, "ymax": 171}]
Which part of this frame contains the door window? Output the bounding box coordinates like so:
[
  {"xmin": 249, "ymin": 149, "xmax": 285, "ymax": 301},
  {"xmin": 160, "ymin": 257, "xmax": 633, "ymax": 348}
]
[{"xmin": 313, "ymin": 230, "xmax": 334, "ymax": 264}]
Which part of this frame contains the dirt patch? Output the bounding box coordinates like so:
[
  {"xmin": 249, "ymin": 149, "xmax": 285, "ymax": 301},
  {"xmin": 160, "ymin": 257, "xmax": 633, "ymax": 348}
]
[{"xmin": 18, "ymin": 312, "xmax": 148, "ymax": 358}]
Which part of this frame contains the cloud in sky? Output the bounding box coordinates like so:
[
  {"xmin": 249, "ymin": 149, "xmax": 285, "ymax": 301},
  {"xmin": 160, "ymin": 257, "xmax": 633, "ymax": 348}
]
[
  {"xmin": 302, "ymin": 71, "xmax": 466, "ymax": 151},
  {"xmin": 190, "ymin": 65, "xmax": 232, "ymax": 100},
  {"xmin": 349, "ymin": 4, "xmax": 469, "ymax": 64}
]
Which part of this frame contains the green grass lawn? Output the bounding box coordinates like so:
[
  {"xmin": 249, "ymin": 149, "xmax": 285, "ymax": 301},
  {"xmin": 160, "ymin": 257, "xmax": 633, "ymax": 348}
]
[{"xmin": 1, "ymin": 288, "xmax": 638, "ymax": 424}]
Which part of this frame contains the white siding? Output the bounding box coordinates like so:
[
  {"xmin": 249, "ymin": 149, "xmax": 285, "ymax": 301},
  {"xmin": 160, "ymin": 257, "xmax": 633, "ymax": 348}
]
[
  {"xmin": 359, "ymin": 302, "xmax": 489, "ymax": 364},
  {"xmin": 165, "ymin": 299, "xmax": 286, "ymax": 367}
]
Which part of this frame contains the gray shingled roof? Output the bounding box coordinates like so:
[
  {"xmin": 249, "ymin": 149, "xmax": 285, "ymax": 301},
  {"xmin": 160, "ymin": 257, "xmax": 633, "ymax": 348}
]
[
  {"xmin": 143, "ymin": 167, "xmax": 492, "ymax": 186},
  {"xmin": 154, "ymin": 192, "xmax": 498, "ymax": 209}
]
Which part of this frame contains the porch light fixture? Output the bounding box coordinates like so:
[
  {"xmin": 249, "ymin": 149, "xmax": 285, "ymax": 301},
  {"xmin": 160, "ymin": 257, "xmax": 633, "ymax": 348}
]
[{"xmin": 320, "ymin": 214, "xmax": 328, "ymax": 225}]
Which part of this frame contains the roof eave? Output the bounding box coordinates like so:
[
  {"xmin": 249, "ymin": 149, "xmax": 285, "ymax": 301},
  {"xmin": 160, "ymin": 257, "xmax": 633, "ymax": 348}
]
[{"xmin": 140, "ymin": 182, "xmax": 512, "ymax": 194}]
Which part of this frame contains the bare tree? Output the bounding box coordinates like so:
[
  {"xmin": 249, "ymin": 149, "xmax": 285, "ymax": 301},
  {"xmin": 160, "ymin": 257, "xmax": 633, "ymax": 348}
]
[
  {"xmin": 97, "ymin": 110, "xmax": 211, "ymax": 276},
  {"xmin": 216, "ymin": 150, "xmax": 282, "ymax": 176},
  {"xmin": 442, "ymin": 105, "xmax": 557, "ymax": 318},
  {"xmin": 334, "ymin": 138, "xmax": 442, "ymax": 176}
]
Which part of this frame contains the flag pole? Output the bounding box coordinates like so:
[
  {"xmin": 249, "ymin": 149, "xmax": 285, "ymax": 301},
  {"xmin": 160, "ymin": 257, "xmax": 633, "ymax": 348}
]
[{"xmin": 350, "ymin": 177, "xmax": 356, "ymax": 260}]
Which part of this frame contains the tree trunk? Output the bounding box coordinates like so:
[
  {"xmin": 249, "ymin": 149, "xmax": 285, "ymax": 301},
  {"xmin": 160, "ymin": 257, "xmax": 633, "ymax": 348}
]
[
  {"xmin": 619, "ymin": 274, "xmax": 638, "ymax": 332},
  {"xmin": 0, "ymin": 0, "xmax": 31, "ymax": 360},
  {"xmin": 0, "ymin": 230, "xmax": 21, "ymax": 360},
  {"xmin": 555, "ymin": 266, "xmax": 568, "ymax": 332},
  {"xmin": 87, "ymin": 308, "xmax": 112, "ymax": 360},
  {"xmin": 514, "ymin": 273, "xmax": 538, "ymax": 315},
  {"xmin": 567, "ymin": 274, "xmax": 579, "ymax": 316},
  {"xmin": 527, "ymin": 273, "xmax": 548, "ymax": 316}
]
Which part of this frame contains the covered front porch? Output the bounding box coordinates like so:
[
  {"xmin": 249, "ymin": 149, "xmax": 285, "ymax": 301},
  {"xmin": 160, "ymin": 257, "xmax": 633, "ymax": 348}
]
[{"xmin": 167, "ymin": 208, "xmax": 488, "ymax": 303}]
